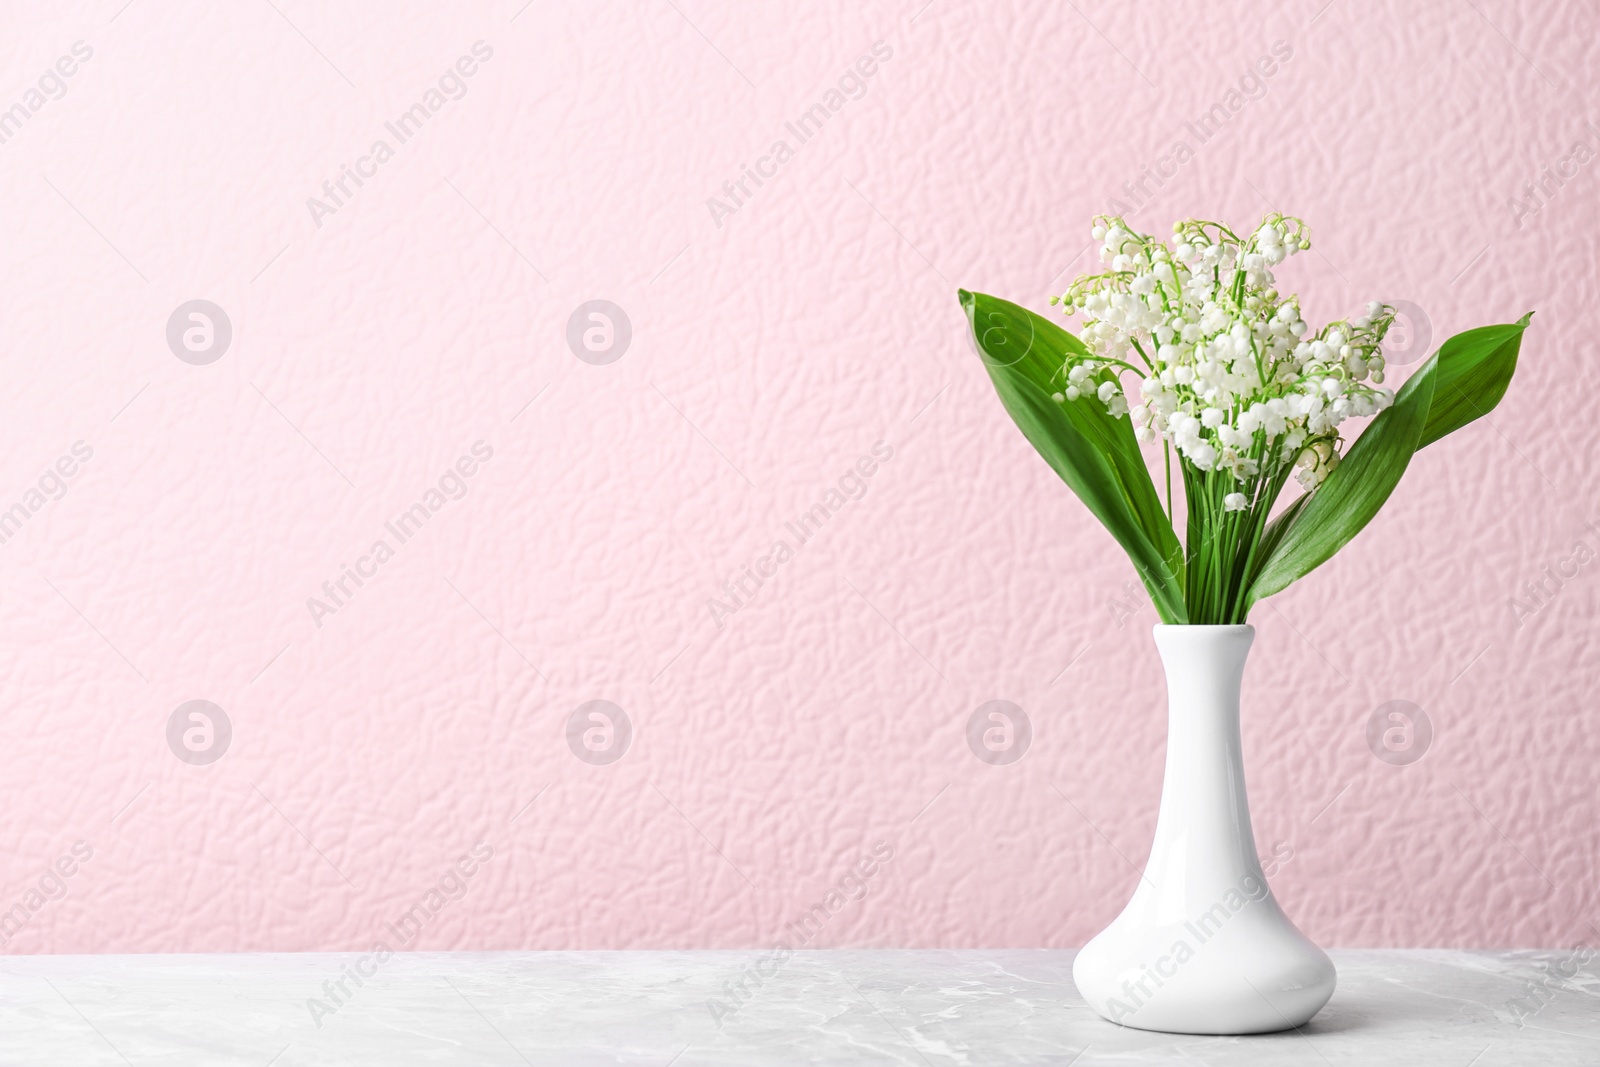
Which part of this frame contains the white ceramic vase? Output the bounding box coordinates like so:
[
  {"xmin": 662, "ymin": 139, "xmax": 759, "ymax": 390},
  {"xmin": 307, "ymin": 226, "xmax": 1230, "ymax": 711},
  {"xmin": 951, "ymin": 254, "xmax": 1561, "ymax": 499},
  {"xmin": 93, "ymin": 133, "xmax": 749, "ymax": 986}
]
[{"xmin": 1072, "ymin": 624, "xmax": 1335, "ymax": 1034}]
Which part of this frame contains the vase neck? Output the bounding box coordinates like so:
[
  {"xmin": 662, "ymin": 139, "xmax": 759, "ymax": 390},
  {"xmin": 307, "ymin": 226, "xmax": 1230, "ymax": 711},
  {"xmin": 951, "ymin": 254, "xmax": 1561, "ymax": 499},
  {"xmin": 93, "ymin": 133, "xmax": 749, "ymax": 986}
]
[
  {"xmin": 1146, "ymin": 625, "xmax": 1264, "ymax": 890},
  {"xmin": 1154, "ymin": 625, "xmax": 1254, "ymax": 749}
]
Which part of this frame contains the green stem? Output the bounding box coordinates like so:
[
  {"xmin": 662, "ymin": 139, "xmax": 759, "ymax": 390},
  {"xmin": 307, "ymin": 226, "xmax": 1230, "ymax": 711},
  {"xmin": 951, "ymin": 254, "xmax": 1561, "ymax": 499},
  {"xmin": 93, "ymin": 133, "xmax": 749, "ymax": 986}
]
[
  {"xmin": 1163, "ymin": 443, "xmax": 1173, "ymax": 525},
  {"xmin": 1129, "ymin": 337, "xmax": 1156, "ymax": 373}
]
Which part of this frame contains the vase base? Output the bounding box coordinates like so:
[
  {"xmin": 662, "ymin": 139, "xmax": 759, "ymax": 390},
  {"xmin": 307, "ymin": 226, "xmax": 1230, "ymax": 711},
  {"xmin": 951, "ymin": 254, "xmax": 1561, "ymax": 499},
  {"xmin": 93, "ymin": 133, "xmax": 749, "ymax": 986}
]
[{"xmin": 1073, "ymin": 893, "xmax": 1336, "ymax": 1035}]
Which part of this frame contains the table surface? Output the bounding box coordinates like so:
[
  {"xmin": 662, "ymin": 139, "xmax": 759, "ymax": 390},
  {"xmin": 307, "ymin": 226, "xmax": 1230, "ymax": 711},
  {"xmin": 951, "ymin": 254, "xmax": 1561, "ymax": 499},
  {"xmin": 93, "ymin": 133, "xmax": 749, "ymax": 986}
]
[{"xmin": 0, "ymin": 949, "xmax": 1593, "ymax": 1065}]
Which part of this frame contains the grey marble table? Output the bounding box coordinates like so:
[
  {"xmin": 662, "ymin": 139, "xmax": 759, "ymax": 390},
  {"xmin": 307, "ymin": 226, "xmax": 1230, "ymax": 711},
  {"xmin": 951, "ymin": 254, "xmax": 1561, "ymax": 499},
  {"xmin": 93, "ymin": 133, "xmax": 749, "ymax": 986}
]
[{"xmin": 0, "ymin": 950, "xmax": 1593, "ymax": 1065}]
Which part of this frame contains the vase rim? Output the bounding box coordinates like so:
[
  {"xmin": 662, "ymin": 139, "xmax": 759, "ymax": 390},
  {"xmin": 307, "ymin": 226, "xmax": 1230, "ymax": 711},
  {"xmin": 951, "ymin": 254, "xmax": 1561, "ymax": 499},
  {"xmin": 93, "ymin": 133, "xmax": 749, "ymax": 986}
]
[{"xmin": 1152, "ymin": 623, "xmax": 1255, "ymax": 632}]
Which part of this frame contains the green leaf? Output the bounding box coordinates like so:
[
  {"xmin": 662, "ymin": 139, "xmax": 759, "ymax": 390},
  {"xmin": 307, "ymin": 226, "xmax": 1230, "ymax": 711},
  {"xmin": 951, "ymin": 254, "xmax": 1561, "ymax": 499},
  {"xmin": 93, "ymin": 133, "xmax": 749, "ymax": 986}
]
[
  {"xmin": 1417, "ymin": 313, "xmax": 1531, "ymax": 449},
  {"xmin": 1242, "ymin": 359, "xmax": 1435, "ymax": 613},
  {"xmin": 1251, "ymin": 490, "xmax": 1310, "ymax": 583},
  {"xmin": 959, "ymin": 289, "xmax": 1187, "ymax": 623},
  {"xmin": 1242, "ymin": 314, "xmax": 1530, "ymax": 613}
]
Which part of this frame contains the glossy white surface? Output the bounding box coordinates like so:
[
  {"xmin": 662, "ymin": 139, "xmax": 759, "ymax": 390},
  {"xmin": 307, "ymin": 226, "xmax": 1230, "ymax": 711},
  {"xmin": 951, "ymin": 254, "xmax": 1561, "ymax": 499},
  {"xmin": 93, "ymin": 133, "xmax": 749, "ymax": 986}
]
[
  {"xmin": 0, "ymin": 949, "xmax": 1593, "ymax": 1064},
  {"xmin": 1074, "ymin": 625, "xmax": 1335, "ymax": 1033}
]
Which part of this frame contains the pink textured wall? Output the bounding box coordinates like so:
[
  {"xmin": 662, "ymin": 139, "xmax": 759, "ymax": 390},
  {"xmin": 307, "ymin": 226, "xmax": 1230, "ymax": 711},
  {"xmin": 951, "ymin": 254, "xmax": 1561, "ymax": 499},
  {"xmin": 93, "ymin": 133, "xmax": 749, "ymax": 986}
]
[{"xmin": 0, "ymin": 0, "xmax": 1595, "ymax": 955}]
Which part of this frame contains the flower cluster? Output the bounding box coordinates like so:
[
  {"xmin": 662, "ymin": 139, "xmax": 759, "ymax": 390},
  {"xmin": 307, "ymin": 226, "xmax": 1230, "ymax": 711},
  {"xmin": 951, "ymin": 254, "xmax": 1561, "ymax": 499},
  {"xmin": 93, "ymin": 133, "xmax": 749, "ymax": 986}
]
[{"xmin": 1050, "ymin": 215, "xmax": 1398, "ymax": 492}]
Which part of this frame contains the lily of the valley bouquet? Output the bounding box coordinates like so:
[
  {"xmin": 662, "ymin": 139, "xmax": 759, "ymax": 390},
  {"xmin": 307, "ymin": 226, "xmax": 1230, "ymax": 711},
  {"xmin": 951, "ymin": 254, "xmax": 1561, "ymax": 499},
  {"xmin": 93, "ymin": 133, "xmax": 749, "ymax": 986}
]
[{"xmin": 961, "ymin": 215, "xmax": 1531, "ymax": 623}]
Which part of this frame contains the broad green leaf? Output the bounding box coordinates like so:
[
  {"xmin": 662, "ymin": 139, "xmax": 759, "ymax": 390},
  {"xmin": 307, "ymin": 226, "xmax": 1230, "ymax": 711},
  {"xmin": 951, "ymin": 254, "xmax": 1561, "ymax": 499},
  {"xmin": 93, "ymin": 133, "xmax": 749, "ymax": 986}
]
[
  {"xmin": 1243, "ymin": 358, "xmax": 1436, "ymax": 613},
  {"xmin": 1417, "ymin": 314, "xmax": 1531, "ymax": 448},
  {"xmin": 1250, "ymin": 490, "xmax": 1309, "ymax": 583},
  {"xmin": 959, "ymin": 289, "xmax": 1187, "ymax": 623},
  {"xmin": 1243, "ymin": 314, "xmax": 1530, "ymax": 613}
]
